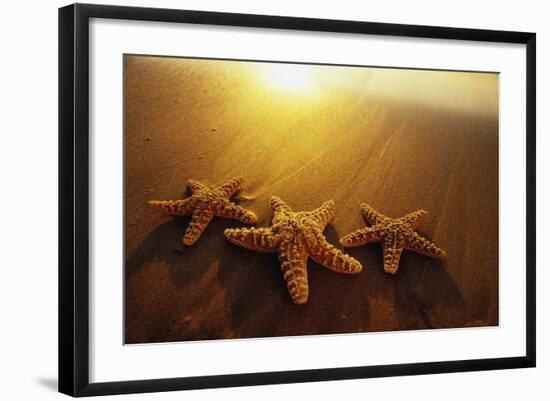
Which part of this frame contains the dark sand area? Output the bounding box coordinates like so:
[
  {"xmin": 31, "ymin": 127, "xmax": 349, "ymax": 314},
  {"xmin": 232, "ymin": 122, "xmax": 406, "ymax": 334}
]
[{"xmin": 124, "ymin": 56, "xmax": 499, "ymax": 344}]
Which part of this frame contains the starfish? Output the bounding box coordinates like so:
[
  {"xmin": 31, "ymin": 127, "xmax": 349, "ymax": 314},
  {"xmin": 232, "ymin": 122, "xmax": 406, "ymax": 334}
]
[
  {"xmin": 340, "ymin": 204, "xmax": 446, "ymax": 274},
  {"xmin": 224, "ymin": 196, "xmax": 363, "ymax": 304},
  {"xmin": 148, "ymin": 177, "xmax": 257, "ymax": 246}
]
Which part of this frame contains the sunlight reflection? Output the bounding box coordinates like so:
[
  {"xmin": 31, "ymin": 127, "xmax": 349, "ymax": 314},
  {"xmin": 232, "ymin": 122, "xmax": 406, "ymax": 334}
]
[{"xmin": 260, "ymin": 63, "xmax": 316, "ymax": 93}]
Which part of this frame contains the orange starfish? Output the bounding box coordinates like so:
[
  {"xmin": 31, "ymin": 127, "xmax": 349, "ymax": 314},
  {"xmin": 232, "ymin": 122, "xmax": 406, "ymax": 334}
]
[
  {"xmin": 224, "ymin": 196, "xmax": 363, "ymax": 304},
  {"xmin": 148, "ymin": 177, "xmax": 256, "ymax": 245},
  {"xmin": 340, "ymin": 204, "xmax": 446, "ymax": 274}
]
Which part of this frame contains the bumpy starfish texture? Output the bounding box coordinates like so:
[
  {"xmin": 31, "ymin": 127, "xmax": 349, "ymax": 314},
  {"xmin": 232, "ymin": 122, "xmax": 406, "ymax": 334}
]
[
  {"xmin": 148, "ymin": 177, "xmax": 256, "ymax": 246},
  {"xmin": 340, "ymin": 204, "xmax": 446, "ymax": 274},
  {"xmin": 224, "ymin": 196, "xmax": 363, "ymax": 304}
]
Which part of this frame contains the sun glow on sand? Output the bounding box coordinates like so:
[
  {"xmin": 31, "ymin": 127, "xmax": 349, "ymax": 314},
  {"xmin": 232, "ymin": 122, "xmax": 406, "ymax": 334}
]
[{"xmin": 260, "ymin": 63, "xmax": 316, "ymax": 92}]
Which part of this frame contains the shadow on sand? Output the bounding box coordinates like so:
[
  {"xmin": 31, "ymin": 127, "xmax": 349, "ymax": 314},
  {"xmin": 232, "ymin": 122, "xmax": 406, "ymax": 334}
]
[
  {"xmin": 215, "ymin": 224, "xmax": 371, "ymax": 339},
  {"xmin": 126, "ymin": 217, "xmax": 228, "ymax": 288},
  {"xmin": 392, "ymin": 253, "xmax": 465, "ymax": 330},
  {"xmin": 125, "ymin": 219, "xmax": 463, "ymax": 343},
  {"xmin": 324, "ymin": 240, "xmax": 464, "ymax": 333}
]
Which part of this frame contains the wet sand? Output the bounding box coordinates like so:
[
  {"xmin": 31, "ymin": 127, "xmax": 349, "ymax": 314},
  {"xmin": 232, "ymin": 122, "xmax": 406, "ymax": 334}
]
[{"xmin": 124, "ymin": 56, "xmax": 499, "ymax": 344}]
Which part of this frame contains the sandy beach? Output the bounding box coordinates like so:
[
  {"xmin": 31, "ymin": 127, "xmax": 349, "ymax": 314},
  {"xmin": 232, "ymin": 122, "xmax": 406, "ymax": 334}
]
[{"xmin": 124, "ymin": 55, "xmax": 499, "ymax": 344}]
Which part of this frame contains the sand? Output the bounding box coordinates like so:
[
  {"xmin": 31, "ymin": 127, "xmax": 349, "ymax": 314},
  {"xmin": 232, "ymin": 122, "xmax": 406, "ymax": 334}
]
[{"xmin": 124, "ymin": 56, "xmax": 499, "ymax": 344}]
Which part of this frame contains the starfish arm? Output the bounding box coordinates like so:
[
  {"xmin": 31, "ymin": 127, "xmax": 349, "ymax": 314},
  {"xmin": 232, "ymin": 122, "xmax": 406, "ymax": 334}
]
[
  {"xmin": 405, "ymin": 231, "xmax": 447, "ymax": 259},
  {"xmin": 216, "ymin": 176, "xmax": 245, "ymax": 198},
  {"xmin": 382, "ymin": 235, "xmax": 405, "ymax": 274},
  {"xmin": 399, "ymin": 209, "xmax": 428, "ymax": 228},
  {"xmin": 148, "ymin": 198, "xmax": 195, "ymax": 216},
  {"xmin": 306, "ymin": 200, "xmax": 335, "ymax": 229},
  {"xmin": 182, "ymin": 208, "xmax": 214, "ymax": 245},
  {"xmin": 270, "ymin": 196, "xmax": 292, "ymax": 213},
  {"xmin": 214, "ymin": 200, "xmax": 257, "ymax": 224},
  {"xmin": 360, "ymin": 203, "xmax": 387, "ymax": 225},
  {"xmin": 279, "ymin": 241, "xmax": 309, "ymax": 304},
  {"xmin": 224, "ymin": 227, "xmax": 280, "ymax": 252},
  {"xmin": 187, "ymin": 179, "xmax": 209, "ymax": 194},
  {"xmin": 339, "ymin": 226, "xmax": 385, "ymax": 247},
  {"xmin": 309, "ymin": 231, "xmax": 363, "ymax": 274}
]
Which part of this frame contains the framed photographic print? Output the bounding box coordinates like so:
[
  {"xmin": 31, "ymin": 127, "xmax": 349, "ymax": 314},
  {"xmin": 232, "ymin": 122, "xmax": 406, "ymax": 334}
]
[{"xmin": 58, "ymin": 3, "xmax": 536, "ymax": 397}]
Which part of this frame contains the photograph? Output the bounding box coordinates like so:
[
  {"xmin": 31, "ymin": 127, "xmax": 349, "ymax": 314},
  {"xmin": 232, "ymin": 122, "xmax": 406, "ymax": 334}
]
[{"xmin": 123, "ymin": 54, "xmax": 499, "ymax": 344}]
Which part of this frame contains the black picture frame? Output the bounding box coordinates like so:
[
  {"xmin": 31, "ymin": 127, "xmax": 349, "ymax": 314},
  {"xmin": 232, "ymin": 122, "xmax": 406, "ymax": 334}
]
[{"xmin": 59, "ymin": 3, "xmax": 536, "ymax": 397}]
